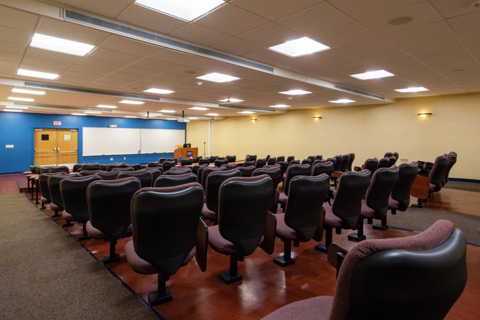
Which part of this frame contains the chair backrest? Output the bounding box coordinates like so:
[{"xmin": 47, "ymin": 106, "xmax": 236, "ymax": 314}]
[
  {"xmin": 163, "ymin": 167, "xmax": 192, "ymax": 176},
  {"xmin": 95, "ymin": 171, "xmax": 118, "ymax": 180},
  {"xmin": 238, "ymin": 165, "xmax": 256, "ymax": 177},
  {"xmin": 49, "ymin": 166, "xmax": 69, "ymax": 174},
  {"xmin": 146, "ymin": 162, "xmax": 160, "ymax": 168},
  {"xmin": 158, "ymin": 158, "xmax": 166, "ymax": 164},
  {"xmin": 193, "ymin": 156, "xmax": 202, "ymax": 163},
  {"xmin": 331, "ymin": 170, "xmax": 371, "ymax": 229},
  {"xmin": 267, "ymin": 157, "xmax": 276, "ymax": 165},
  {"xmin": 429, "ymin": 155, "xmax": 450, "ymax": 190},
  {"xmin": 60, "ymin": 175, "xmax": 102, "ymax": 222},
  {"xmin": 331, "ymin": 220, "xmax": 467, "ymax": 320},
  {"xmin": 87, "ymin": 177, "xmax": 141, "ymax": 239},
  {"xmin": 445, "ymin": 151, "xmax": 457, "ymax": 183},
  {"xmin": 277, "ymin": 161, "xmax": 288, "ymax": 177},
  {"xmin": 201, "ymin": 166, "xmax": 226, "ymax": 188},
  {"xmin": 130, "ymin": 183, "xmax": 204, "ymax": 277},
  {"xmin": 365, "ymin": 166, "xmax": 399, "ymax": 218},
  {"xmin": 79, "ymin": 170, "xmax": 101, "ymax": 176},
  {"xmin": 388, "ymin": 156, "xmax": 397, "ymax": 166},
  {"xmin": 312, "ymin": 161, "xmax": 334, "ymax": 178},
  {"xmin": 166, "ymin": 158, "xmax": 178, "ymax": 164},
  {"xmin": 198, "ymin": 158, "xmax": 210, "ymax": 165},
  {"xmin": 30, "ymin": 165, "xmax": 38, "ymax": 174},
  {"xmin": 81, "ymin": 163, "xmax": 101, "ymax": 171},
  {"xmin": 253, "ymin": 166, "xmax": 282, "ymax": 190},
  {"xmin": 284, "ymin": 174, "xmax": 330, "ymax": 242},
  {"xmin": 144, "ymin": 168, "xmax": 162, "ymax": 185},
  {"xmin": 205, "ymin": 169, "xmax": 241, "ymax": 213},
  {"xmin": 339, "ymin": 154, "xmax": 350, "ymax": 172},
  {"xmin": 243, "ymin": 160, "xmax": 255, "ymax": 167},
  {"xmin": 307, "ymin": 155, "xmax": 315, "ymax": 163},
  {"xmin": 39, "ymin": 172, "xmax": 66, "ymax": 201},
  {"xmin": 154, "ymin": 173, "xmax": 197, "ymax": 187},
  {"xmin": 209, "ymin": 156, "xmax": 218, "ymax": 163},
  {"xmin": 47, "ymin": 174, "xmax": 72, "ymax": 209},
  {"xmin": 117, "ymin": 170, "xmax": 153, "ymax": 188},
  {"xmin": 105, "ymin": 163, "xmax": 125, "ymax": 171},
  {"xmin": 218, "ymin": 175, "xmax": 273, "ymax": 256},
  {"xmin": 214, "ymin": 158, "xmax": 228, "ymax": 167},
  {"xmin": 255, "ymin": 158, "xmax": 267, "ymax": 168},
  {"xmin": 128, "ymin": 164, "xmax": 142, "ymax": 171},
  {"xmin": 277, "ymin": 156, "xmax": 285, "ymax": 162},
  {"xmin": 37, "ymin": 166, "xmax": 51, "ymax": 174},
  {"xmin": 301, "ymin": 159, "xmax": 312, "ymax": 165},
  {"xmin": 284, "ymin": 164, "xmax": 311, "ymax": 196},
  {"xmin": 384, "ymin": 152, "xmax": 394, "ymax": 158},
  {"xmin": 221, "ymin": 163, "xmax": 238, "ymax": 170},
  {"xmin": 72, "ymin": 164, "xmax": 82, "ymax": 172},
  {"xmin": 226, "ymin": 155, "xmax": 236, "ymax": 163},
  {"xmin": 390, "ymin": 162, "xmax": 418, "ymax": 211},
  {"xmin": 162, "ymin": 160, "xmax": 177, "ymax": 172},
  {"xmin": 378, "ymin": 157, "xmax": 390, "ymax": 169},
  {"xmin": 346, "ymin": 153, "xmax": 355, "ymax": 171},
  {"xmin": 245, "ymin": 154, "xmax": 257, "ymax": 162},
  {"xmin": 181, "ymin": 158, "xmax": 193, "ymax": 166},
  {"xmin": 362, "ymin": 157, "xmax": 378, "ymax": 173},
  {"xmin": 286, "ymin": 156, "xmax": 295, "ymax": 163}
]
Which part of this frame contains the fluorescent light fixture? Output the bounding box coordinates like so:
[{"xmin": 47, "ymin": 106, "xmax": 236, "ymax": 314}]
[
  {"xmin": 238, "ymin": 111, "xmax": 255, "ymax": 114},
  {"xmin": 268, "ymin": 37, "xmax": 330, "ymax": 57},
  {"xmin": 119, "ymin": 100, "xmax": 144, "ymax": 105},
  {"xmin": 124, "ymin": 116, "xmax": 137, "ymax": 118},
  {"xmin": 395, "ymin": 87, "xmax": 428, "ymax": 93},
  {"xmin": 269, "ymin": 104, "xmax": 290, "ymax": 108},
  {"xmin": 12, "ymin": 88, "xmax": 45, "ymax": 95},
  {"xmin": 188, "ymin": 117, "xmax": 199, "ymax": 120},
  {"xmin": 96, "ymin": 105, "xmax": 117, "ymax": 109},
  {"xmin": 17, "ymin": 68, "xmax": 59, "ymax": 80},
  {"xmin": 189, "ymin": 107, "xmax": 209, "ymax": 111},
  {"xmin": 143, "ymin": 88, "xmax": 174, "ymax": 94},
  {"xmin": 84, "ymin": 111, "xmax": 102, "ymax": 114},
  {"xmin": 205, "ymin": 113, "xmax": 220, "ymax": 116},
  {"xmin": 219, "ymin": 98, "xmax": 244, "ymax": 103},
  {"xmin": 7, "ymin": 97, "xmax": 34, "ymax": 102},
  {"xmin": 135, "ymin": 0, "xmax": 225, "ymax": 21},
  {"xmin": 71, "ymin": 113, "xmax": 87, "ymax": 116},
  {"xmin": 159, "ymin": 109, "xmax": 176, "ymax": 113},
  {"xmin": 196, "ymin": 72, "xmax": 239, "ymax": 83},
  {"xmin": 279, "ymin": 89, "xmax": 312, "ymax": 96},
  {"xmin": 3, "ymin": 109, "xmax": 23, "ymax": 112},
  {"xmin": 165, "ymin": 118, "xmax": 177, "ymax": 121},
  {"xmin": 351, "ymin": 70, "xmax": 394, "ymax": 80},
  {"xmin": 4, "ymin": 106, "xmax": 28, "ymax": 109},
  {"xmin": 329, "ymin": 99, "xmax": 356, "ymax": 104},
  {"xmin": 30, "ymin": 33, "xmax": 95, "ymax": 56}
]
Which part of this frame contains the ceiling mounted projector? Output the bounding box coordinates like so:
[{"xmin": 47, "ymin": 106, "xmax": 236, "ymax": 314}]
[{"xmin": 177, "ymin": 110, "xmax": 190, "ymax": 123}]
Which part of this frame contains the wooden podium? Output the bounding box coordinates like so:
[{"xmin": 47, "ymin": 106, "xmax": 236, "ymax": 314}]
[{"xmin": 174, "ymin": 147, "xmax": 198, "ymax": 159}]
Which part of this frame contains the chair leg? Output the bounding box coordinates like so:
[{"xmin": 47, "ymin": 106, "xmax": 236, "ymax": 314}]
[
  {"xmin": 335, "ymin": 227, "xmax": 342, "ymax": 235},
  {"xmin": 372, "ymin": 216, "xmax": 389, "ymax": 230},
  {"xmin": 367, "ymin": 218, "xmax": 373, "ymax": 224},
  {"xmin": 79, "ymin": 224, "xmax": 91, "ymax": 241},
  {"xmin": 62, "ymin": 220, "xmax": 74, "ymax": 227},
  {"xmin": 411, "ymin": 198, "xmax": 424, "ymax": 208},
  {"xmin": 219, "ymin": 254, "xmax": 242, "ymax": 284},
  {"xmin": 348, "ymin": 219, "xmax": 366, "ymax": 241},
  {"xmin": 51, "ymin": 210, "xmax": 61, "ymax": 218},
  {"xmin": 148, "ymin": 274, "xmax": 172, "ymax": 306},
  {"xmin": 274, "ymin": 240, "xmax": 295, "ymax": 267},
  {"xmin": 315, "ymin": 227, "xmax": 332, "ymax": 252},
  {"xmin": 103, "ymin": 239, "xmax": 120, "ymax": 264}
]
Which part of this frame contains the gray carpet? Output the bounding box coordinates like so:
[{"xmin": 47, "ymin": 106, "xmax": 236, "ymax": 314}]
[
  {"xmin": 387, "ymin": 206, "xmax": 480, "ymax": 245},
  {"xmin": 0, "ymin": 193, "xmax": 160, "ymax": 320}
]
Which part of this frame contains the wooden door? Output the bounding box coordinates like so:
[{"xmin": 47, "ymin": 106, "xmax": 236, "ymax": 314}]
[
  {"xmin": 34, "ymin": 128, "xmax": 58, "ymax": 166},
  {"xmin": 58, "ymin": 129, "xmax": 78, "ymax": 165},
  {"xmin": 34, "ymin": 128, "xmax": 78, "ymax": 166}
]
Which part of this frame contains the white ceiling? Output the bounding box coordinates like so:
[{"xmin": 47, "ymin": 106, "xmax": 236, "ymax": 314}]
[{"xmin": 0, "ymin": 0, "xmax": 479, "ymax": 120}]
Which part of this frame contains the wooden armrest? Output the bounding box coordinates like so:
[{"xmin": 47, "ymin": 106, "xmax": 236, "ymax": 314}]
[
  {"xmin": 332, "ymin": 171, "xmax": 343, "ymax": 178},
  {"xmin": 327, "ymin": 242, "xmax": 348, "ymax": 276},
  {"xmin": 410, "ymin": 175, "xmax": 430, "ymax": 199},
  {"xmin": 260, "ymin": 211, "xmax": 277, "ymax": 254},
  {"xmin": 195, "ymin": 218, "xmax": 208, "ymax": 272}
]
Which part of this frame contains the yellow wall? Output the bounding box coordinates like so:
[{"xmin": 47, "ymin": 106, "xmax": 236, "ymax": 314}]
[{"xmin": 187, "ymin": 93, "xmax": 480, "ymax": 180}]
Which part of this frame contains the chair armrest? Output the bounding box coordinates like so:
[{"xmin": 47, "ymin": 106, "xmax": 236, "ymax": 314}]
[
  {"xmin": 195, "ymin": 218, "xmax": 208, "ymax": 272},
  {"xmin": 313, "ymin": 207, "xmax": 325, "ymax": 242},
  {"xmin": 328, "ymin": 242, "xmax": 348, "ymax": 277},
  {"xmin": 260, "ymin": 211, "xmax": 277, "ymax": 254},
  {"xmin": 410, "ymin": 175, "xmax": 430, "ymax": 199}
]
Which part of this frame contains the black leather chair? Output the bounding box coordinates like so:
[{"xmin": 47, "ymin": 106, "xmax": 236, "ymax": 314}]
[
  {"xmin": 162, "ymin": 160, "xmax": 177, "ymax": 172},
  {"xmin": 278, "ymin": 164, "xmax": 311, "ymax": 210},
  {"xmin": 39, "ymin": 172, "xmax": 67, "ymax": 209},
  {"xmin": 238, "ymin": 165, "xmax": 256, "ymax": 177},
  {"xmin": 198, "ymin": 158, "xmax": 210, "ymax": 165},
  {"xmin": 245, "ymin": 154, "xmax": 257, "ymax": 162},
  {"xmin": 263, "ymin": 220, "xmax": 467, "ymax": 320},
  {"xmin": 158, "ymin": 158, "xmax": 166, "ymax": 164},
  {"xmin": 163, "ymin": 167, "xmax": 192, "ymax": 176},
  {"xmin": 274, "ymin": 174, "xmax": 330, "ymax": 267},
  {"xmin": 267, "ymin": 157, "xmax": 276, "ymax": 165},
  {"xmin": 253, "ymin": 166, "xmax": 283, "ymax": 213},
  {"xmin": 286, "ymin": 156, "xmax": 295, "ymax": 163},
  {"xmin": 117, "ymin": 170, "xmax": 153, "ymax": 188},
  {"xmin": 315, "ymin": 170, "xmax": 371, "ymax": 252},
  {"xmin": 200, "ymin": 166, "xmax": 226, "ymax": 188},
  {"xmin": 72, "ymin": 164, "xmax": 82, "ymax": 172},
  {"xmin": 49, "ymin": 166, "xmax": 70, "ymax": 174},
  {"xmin": 378, "ymin": 157, "xmax": 391, "ymax": 169},
  {"xmin": 193, "ymin": 156, "xmax": 202, "ymax": 163},
  {"xmin": 201, "ymin": 169, "xmax": 241, "ymax": 223},
  {"xmin": 105, "ymin": 163, "xmax": 126, "ymax": 171},
  {"xmin": 242, "ymin": 160, "xmax": 255, "ymax": 167},
  {"xmin": 226, "ymin": 155, "xmax": 236, "ymax": 163},
  {"xmin": 209, "ymin": 156, "xmax": 218, "ymax": 163},
  {"xmin": 48, "ymin": 173, "xmax": 80, "ymax": 218},
  {"xmin": 60, "ymin": 175, "xmax": 102, "ymax": 239},
  {"xmin": 146, "ymin": 162, "xmax": 160, "ymax": 168},
  {"xmin": 221, "ymin": 163, "xmax": 238, "ymax": 170},
  {"xmin": 346, "ymin": 153, "xmax": 355, "ymax": 171},
  {"xmin": 277, "ymin": 156, "xmax": 285, "ymax": 162},
  {"xmin": 354, "ymin": 157, "xmax": 378, "ymax": 172},
  {"xmin": 348, "ymin": 166, "xmax": 399, "ymax": 241},
  {"xmin": 445, "ymin": 151, "xmax": 457, "ymax": 184},
  {"xmin": 86, "ymin": 177, "xmax": 141, "ymax": 264},
  {"xmin": 339, "ymin": 154, "xmax": 350, "ymax": 172},
  {"xmin": 125, "ymin": 183, "xmax": 206, "ymax": 305},
  {"xmin": 429, "ymin": 154, "xmax": 450, "ymax": 193},
  {"xmin": 214, "ymin": 158, "xmax": 228, "ymax": 167},
  {"xmin": 79, "ymin": 170, "xmax": 101, "ymax": 176},
  {"xmin": 81, "ymin": 163, "xmax": 101, "ymax": 171},
  {"xmin": 154, "ymin": 173, "xmax": 197, "ymax": 187},
  {"xmin": 111, "ymin": 167, "xmax": 135, "ymax": 172},
  {"xmin": 312, "ymin": 161, "xmax": 334, "ymax": 178},
  {"xmin": 94, "ymin": 171, "xmax": 118, "ymax": 180},
  {"xmin": 127, "ymin": 164, "xmax": 142, "ymax": 171},
  {"xmin": 180, "ymin": 158, "xmax": 193, "ymax": 166},
  {"xmin": 255, "ymin": 158, "xmax": 267, "ymax": 168},
  {"xmin": 208, "ymin": 176, "xmax": 276, "ymax": 284}
]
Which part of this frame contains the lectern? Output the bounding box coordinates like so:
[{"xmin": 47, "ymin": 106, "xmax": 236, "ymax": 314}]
[{"xmin": 174, "ymin": 147, "xmax": 198, "ymax": 159}]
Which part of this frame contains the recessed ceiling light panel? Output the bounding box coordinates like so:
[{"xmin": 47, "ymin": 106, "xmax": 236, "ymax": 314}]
[
  {"xmin": 351, "ymin": 70, "xmax": 394, "ymax": 80},
  {"xmin": 135, "ymin": 0, "xmax": 225, "ymax": 21},
  {"xmin": 395, "ymin": 87, "xmax": 428, "ymax": 93},
  {"xmin": 7, "ymin": 97, "xmax": 34, "ymax": 102},
  {"xmin": 219, "ymin": 98, "xmax": 244, "ymax": 103},
  {"xmin": 159, "ymin": 109, "xmax": 176, "ymax": 113},
  {"xmin": 12, "ymin": 88, "xmax": 45, "ymax": 95},
  {"xmin": 17, "ymin": 68, "xmax": 59, "ymax": 80},
  {"xmin": 189, "ymin": 107, "xmax": 209, "ymax": 111},
  {"xmin": 205, "ymin": 113, "xmax": 220, "ymax": 116},
  {"xmin": 329, "ymin": 99, "xmax": 356, "ymax": 104},
  {"xmin": 196, "ymin": 72, "xmax": 239, "ymax": 83},
  {"xmin": 3, "ymin": 109, "xmax": 23, "ymax": 112},
  {"xmin": 119, "ymin": 100, "xmax": 144, "ymax": 105},
  {"xmin": 238, "ymin": 111, "xmax": 255, "ymax": 114},
  {"xmin": 269, "ymin": 104, "xmax": 291, "ymax": 108},
  {"xmin": 269, "ymin": 37, "xmax": 330, "ymax": 57},
  {"xmin": 31, "ymin": 33, "xmax": 95, "ymax": 56},
  {"xmin": 144, "ymin": 88, "xmax": 174, "ymax": 94},
  {"xmin": 96, "ymin": 105, "xmax": 117, "ymax": 109},
  {"xmin": 71, "ymin": 113, "xmax": 87, "ymax": 116},
  {"xmin": 279, "ymin": 89, "xmax": 312, "ymax": 96}
]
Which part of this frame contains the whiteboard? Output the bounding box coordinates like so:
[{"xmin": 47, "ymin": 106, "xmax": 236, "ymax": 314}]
[
  {"xmin": 141, "ymin": 129, "xmax": 185, "ymax": 154},
  {"xmin": 82, "ymin": 127, "xmax": 185, "ymax": 156}
]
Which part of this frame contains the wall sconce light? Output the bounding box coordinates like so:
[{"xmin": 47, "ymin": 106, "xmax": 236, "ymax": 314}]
[
  {"xmin": 251, "ymin": 118, "xmax": 257, "ymax": 122},
  {"xmin": 417, "ymin": 112, "xmax": 432, "ymax": 119},
  {"xmin": 313, "ymin": 116, "xmax": 322, "ymax": 120}
]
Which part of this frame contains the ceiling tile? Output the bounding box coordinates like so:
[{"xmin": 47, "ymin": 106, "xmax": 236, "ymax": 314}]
[
  {"xmin": 169, "ymin": 23, "xmax": 231, "ymax": 47},
  {"xmin": 311, "ymin": 23, "xmax": 378, "ymax": 49},
  {"xmin": 0, "ymin": 26, "xmax": 32, "ymax": 45},
  {"xmin": 386, "ymin": 21, "xmax": 454, "ymax": 47},
  {"xmin": 238, "ymin": 23, "xmax": 300, "ymax": 47},
  {"xmin": 54, "ymin": 0, "xmax": 132, "ymax": 18},
  {"xmin": 0, "ymin": 5, "xmax": 38, "ymax": 32},
  {"xmin": 447, "ymin": 11, "xmax": 480, "ymax": 35},
  {"xmin": 211, "ymin": 37, "xmax": 264, "ymax": 56},
  {"xmin": 231, "ymin": 0, "xmax": 323, "ymax": 21},
  {"xmin": 429, "ymin": 0, "xmax": 479, "ymax": 18},
  {"xmin": 149, "ymin": 49, "xmax": 204, "ymax": 65},
  {"xmin": 329, "ymin": 0, "xmax": 424, "ymax": 20},
  {"xmin": 101, "ymin": 36, "xmax": 162, "ymax": 57},
  {"xmin": 277, "ymin": 2, "xmax": 353, "ymax": 35},
  {"xmin": 0, "ymin": 40, "xmax": 27, "ymax": 55}
]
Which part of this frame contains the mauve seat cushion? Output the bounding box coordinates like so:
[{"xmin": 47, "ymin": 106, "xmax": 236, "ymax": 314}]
[
  {"xmin": 61, "ymin": 210, "xmax": 76, "ymax": 222},
  {"xmin": 86, "ymin": 221, "xmax": 132, "ymax": 239},
  {"xmin": 208, "ymin": 225, "xmax": 239, "ymax": 255},
  {"xmin": 275, "ymin": 213, "xmax": 297, "ymax": 240},
  {"xmin": 360, "ymin": 200, "xmax": 376, "ymax": 219},
  {"xmin": 278, "ymin": 192, "xmax": 287, "ymax": 205},
  {"xmin": 201, "ymin": 202, "xmax": 217, "ymax": 220},
  {"xmin": 388, "ymin": 196, "xmax": 400, "ymax": 209},
  {"xmin": 324, "ymin": 205, "xmax": 342, "ymax": 227},
  {"xmin": 262, "ymin": 296, "xmax": 333, "ymax": 320},
  {"xmin": 50, "ymin": 202, "xmax": 62, "ymax": 211},
  {"xmin": 124, "ymin": 240, "xmax": 196, "ymax": 275},
  {"xmin": 40, "ymin": 196, "xmax": 50, "ymax": 204}
]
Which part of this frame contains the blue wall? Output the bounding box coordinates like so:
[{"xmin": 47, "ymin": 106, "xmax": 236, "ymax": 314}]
[{"xmin": 0, "ymin": 112, "xmax": 186, "ymax": 174}]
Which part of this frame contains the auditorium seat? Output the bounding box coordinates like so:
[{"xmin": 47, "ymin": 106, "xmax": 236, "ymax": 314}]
[
  {"xmin": 278, "ymin": 164, "xmax": 311, "ymax": 210},
  {"xmin": 48, "ymin": 173, "xmax": 80, "ymax": 218},
  {"xmin": 253, "ymin": 166, "xmax": 283, "ymax": 213},
  {"xmin": 154, "ymin": 173, "xmax": 197, "ymax": 188},
  {"xmin": 117, "ymin": 170, "xmax": 153, "ymax": 188}
]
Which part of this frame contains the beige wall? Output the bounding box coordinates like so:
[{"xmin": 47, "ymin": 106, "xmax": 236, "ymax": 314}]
[{"xmin": 187, "ymin": 93, "xmax": 480, "ymax": 180}]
